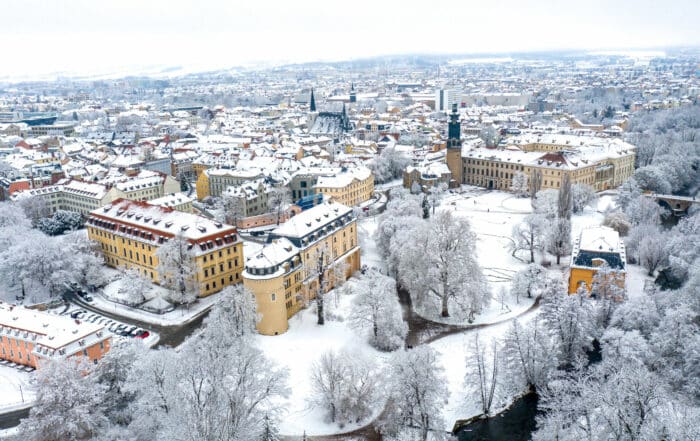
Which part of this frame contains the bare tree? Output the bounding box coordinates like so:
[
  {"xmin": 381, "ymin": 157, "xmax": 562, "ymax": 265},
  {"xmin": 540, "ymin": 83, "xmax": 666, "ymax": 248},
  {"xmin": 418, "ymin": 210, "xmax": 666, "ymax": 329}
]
[
  {"xmin": 530, "ymin": 169, "xmax": 543, "ymax": 200},
  {"xmin": 511, "ymin": 214, "xmax": 544, "ymax": 263},
  {"xmin": 268, "ymin": 186, "xmax": 291, "ymax": 225},
  {"xmin": 546, "ymin": 218, "xmax": 572, "ymax": 265},
  {"xmin": 558, "ymin": 173, "xmax": 573, "ymax": 219},
  {"xmin": 221, "ymin": 192, "xmax": 246, "ymax": 227},
  {"xmin": 155, "ymin": 233, "xmax": 198, "ymax": 305},
  {"xmin": 466, "ymin": 333, "xmax": 500, "ymax": 416},
  {"xmin": 638, "ymin": 234, "xmax": 668, "ymax": 276}
]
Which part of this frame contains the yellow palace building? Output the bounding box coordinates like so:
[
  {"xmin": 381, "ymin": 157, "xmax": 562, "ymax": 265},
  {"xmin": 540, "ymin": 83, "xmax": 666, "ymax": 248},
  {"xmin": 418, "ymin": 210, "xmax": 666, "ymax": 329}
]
[
  {"xmin": 243, "ymin": 201, "xmax": 361, "ymax": 335},
  {"xmin": 86, "ymin": 198, "xmax": 244, "ymax": 297}
]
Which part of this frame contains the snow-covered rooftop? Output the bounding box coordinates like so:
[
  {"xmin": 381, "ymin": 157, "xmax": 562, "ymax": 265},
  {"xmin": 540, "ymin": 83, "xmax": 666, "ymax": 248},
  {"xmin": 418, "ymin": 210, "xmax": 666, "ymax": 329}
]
[
  {"xmin": 578, "ymin": 226, "xmax": 622, "ymax": 253},
  {"xmin": 0, "ymin": 302, "xmax": 109, "ymax": 357},
  {"xmin": 272, "ymin": 200, "xmax": 353, "ymax": 240},
  {"xmin": 90, "ymin": 198, "xmax": 237, "ymax": 242}
]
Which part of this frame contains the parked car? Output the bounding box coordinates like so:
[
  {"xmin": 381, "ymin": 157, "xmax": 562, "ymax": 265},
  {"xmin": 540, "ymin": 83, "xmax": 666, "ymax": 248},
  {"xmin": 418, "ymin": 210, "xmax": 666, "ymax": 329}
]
[
  {"xmin": 84, "ymin": 295, "xmax": 93, "ymax": 302},
  {"xmin": 135, "ymin": 330, "xmax": 150, "ymax": 339},
  {"xmin": 70, "ymin": 310, "xmax": 85, "ymax": 319}
]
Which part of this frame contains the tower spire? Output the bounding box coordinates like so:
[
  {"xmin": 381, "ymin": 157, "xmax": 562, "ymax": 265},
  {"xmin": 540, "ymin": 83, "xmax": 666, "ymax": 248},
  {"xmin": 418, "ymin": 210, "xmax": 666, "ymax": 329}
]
[
  {"xmin": 309, "ymin": 88, "xmax": 316, "ymax": 112},
  {"xmin": 349, "ymin": 82, "xmax": 356, "ymax": 103}
]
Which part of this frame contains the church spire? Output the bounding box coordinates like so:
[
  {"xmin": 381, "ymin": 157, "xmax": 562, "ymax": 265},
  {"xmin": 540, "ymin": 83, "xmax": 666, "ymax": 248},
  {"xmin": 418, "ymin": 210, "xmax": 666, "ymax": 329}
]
[
  {"xmin": 309, "ymin": 88, "xmax": 316, "ymax": 112},
  {"xmin": 349, "ymin": 82, "xmax": 356, "ymax": 103}
]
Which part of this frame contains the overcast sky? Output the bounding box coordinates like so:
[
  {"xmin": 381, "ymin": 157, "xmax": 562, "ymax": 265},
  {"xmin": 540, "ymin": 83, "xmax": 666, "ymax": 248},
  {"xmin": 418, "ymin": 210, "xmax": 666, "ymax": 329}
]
[{"xmin": 2, "ymin": 0, "xmax": 699, "ymax": 78}]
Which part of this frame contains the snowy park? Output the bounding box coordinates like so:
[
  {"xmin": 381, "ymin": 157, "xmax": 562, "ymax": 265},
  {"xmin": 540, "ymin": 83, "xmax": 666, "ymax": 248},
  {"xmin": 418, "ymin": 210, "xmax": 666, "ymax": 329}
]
[{"xmin": 248, "ymin": 186, "xmax": 657, "ymax": 437}]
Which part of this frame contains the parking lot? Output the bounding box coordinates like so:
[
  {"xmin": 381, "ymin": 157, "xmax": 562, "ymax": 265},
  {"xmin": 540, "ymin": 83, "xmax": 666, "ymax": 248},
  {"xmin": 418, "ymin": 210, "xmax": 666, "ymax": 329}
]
[{"xmin": 57, "ymin": 306, "xmax": 157, "ymax": 346}]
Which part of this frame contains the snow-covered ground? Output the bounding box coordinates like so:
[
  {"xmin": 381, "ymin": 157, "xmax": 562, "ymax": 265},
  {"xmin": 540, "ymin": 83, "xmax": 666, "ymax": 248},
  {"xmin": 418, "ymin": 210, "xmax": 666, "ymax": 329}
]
[
  {"xmin": 0, "ymin": 365, "xmax": 35, "ymax": 412},
  {"xmin": 255, "ymin": 286, "xmax": 387, "ymax": 436},
  {"xmin": 90, "ymin": 280, "xmax": 221, "ymax": 327},
  {"xmin": 415, "ymin": 188, "xmax": 608, "ymax": 326},
  {"xmin": 421, "ymin": 188, "xmax": 617, "ymax": 428},
  {"xmin": 430, "ymin": 306, "xmax": 540, "ymax": 431}
]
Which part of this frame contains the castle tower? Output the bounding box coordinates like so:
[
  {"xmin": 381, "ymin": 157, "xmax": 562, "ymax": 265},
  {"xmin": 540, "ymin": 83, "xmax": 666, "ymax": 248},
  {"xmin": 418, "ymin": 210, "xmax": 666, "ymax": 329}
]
[
  {"xmin": 349, "ymin": 83, "xmax": 356, "ymax": 103},
  {"xmin": 445, "ymin": 103, "xmax": 463, "ymax": 187}
]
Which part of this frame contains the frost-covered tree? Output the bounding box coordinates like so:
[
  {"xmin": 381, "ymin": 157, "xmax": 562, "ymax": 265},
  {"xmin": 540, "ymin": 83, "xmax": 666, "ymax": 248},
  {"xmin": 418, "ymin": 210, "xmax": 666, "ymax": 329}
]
[
  {"xmin": 540, "ymin": 276, "xmax": 595, "ymax": 367},
  {"xmin": 258, "ymin": 414, "xmax": 281, "ymax": 441},
  {"xmin": 202, "ymin": 284, "xmax": 259, "ymax": 341},
  {"xmin": 616, "ymin": 177, "xmax": 642, "ymax": 212},
  {"xmin": 221, "ymin": 192, "xmax": 246, "ymax": 226},
  {"xmin": 529, "ymin": 169, "xmax": 542, "ymax": 200},
  {"xmin": 375, "ymin": 188, "xmax": 423, "ymax": 276},
  {"xmin": 370, "ymin": 146, "xmax": 413, "ymax": 183},
  {"xmin": 17, "ymin": 196, "xmax": 51, "ymax": 225},
  {"xmin": 663, "ymin": 211, "xmax": 700, "ymax": 284},
  {"xmin": 94, "ymin": 342, "xmax": 145, "ymax": 427},
  {"xmin": 557, "ymin": 173, "xmax": 573, "ymax": 220},
  {"xmin": 638, "ymin": 233, "xmax": 669, "ymax": 276},
  {"xmin": 465, "ymin": 333, "xmax": 500, "ymax": 416},
  {"xmin": 16, "ymin": 358, "xmax": 108, "ymax": 441},
  {"xmin": 380, "ymin": 346, "xmax": 447, "ymax": 441},
  {"xmin": 36, "ymin": 210, "xmax": 83, "ymax": 235},
  {"xmin": 127, "ymin": 334, "xmax": 287, "ymax": 441},
  {"xmin": 267, "ymin": 186, "xmax": 291, "ymax": 225},
  {"xmin": 571, "ymin": 183, "xmax": 596, "ymax": 213},
  {"xmin": 624, "ymin": 195, "xmax": 663, "ymax": 226},
  {"xmin": 546, "ymin": 218, "xmax": 572, "ymax": 265},
  {"xmin": 509, "ymin": 263, "xmax": 547, "ymax": 302},
  {"xmin": 116, "ymin": 267, "xmax": 148, "ymax": 305},
  {"xmin": 427, "ymin": 182, "xmax": 447, "ymax": 215},
  {"xmin": 510, "ymin": 171, "xmax": 529, "ymax": 197},
  {"xmin": 67, "ymin": 234, "xmax": 107, "ymax": 290},
  {"xmin": 311, "ymin": 349, "xmax": 380, "ymax": 426},
  {"xmin": 590, "ymin": 265, "xmax": 626, "ymax": 330},
  {"xmin": 511, "ymin": 214, "xmax": 544, "ymax": 263},
  {"xmin": 399, "ymin": 210, "xmax": 488, "ymax": 320},
  {"xmin": 633, "ymin": 165, "xmax": 672, "ymax": 194},
  {"xmin": 602, "ymin": 210, "xmax": 631, "ymax": 236},
  {"xmin": 155, "ymin": 233, "xmax": 198, "ymax": 305},
  {"xmin": 501, "ymin": 317, "xmax": 557, "ymax": 393},
  {"xmin": 349, "ymin": 270, "xmax": 407, "ymax": 351},
  {"xmin": 533, "ymin": 189, "xmax": 558, "ymax": 219},
  {"xmin": 625, "ymin": 223, "xmax": 660, "ymax": 264}
]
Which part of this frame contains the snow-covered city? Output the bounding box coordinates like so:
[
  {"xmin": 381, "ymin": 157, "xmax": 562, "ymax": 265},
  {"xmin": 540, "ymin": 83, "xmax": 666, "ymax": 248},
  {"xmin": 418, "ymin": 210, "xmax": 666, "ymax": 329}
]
[{"xmin": 1, "ymin": 2, "xmax": 699, "ymax": 441}]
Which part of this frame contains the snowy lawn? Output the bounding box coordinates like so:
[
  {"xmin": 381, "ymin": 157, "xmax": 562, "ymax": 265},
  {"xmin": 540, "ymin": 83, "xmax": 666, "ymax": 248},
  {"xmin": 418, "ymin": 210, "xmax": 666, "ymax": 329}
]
[
  {"xmin": 255, "ymin": 285, "xmax": 387, "ymax": 437},
  {"xmin": 0, "ymin": 365, "xmax": 35, "ymax": 412},
  {"xmin": 408, "ymin": 188, "xmax": 608, "ymax": 326}
]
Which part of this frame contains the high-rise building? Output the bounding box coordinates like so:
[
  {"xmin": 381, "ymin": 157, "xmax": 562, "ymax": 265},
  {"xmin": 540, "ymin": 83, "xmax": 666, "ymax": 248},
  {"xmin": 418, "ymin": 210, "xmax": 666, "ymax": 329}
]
[{"xmin": 435, "ymin": 89, "xmax": 460, "ymax": 112}]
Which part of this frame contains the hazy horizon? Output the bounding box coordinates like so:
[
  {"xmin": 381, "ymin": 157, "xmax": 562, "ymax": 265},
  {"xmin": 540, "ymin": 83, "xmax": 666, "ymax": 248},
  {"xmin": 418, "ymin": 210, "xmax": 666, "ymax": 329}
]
[{"xmin": 3, "ymin": 0, "xmax": 700, "ymax": 80}]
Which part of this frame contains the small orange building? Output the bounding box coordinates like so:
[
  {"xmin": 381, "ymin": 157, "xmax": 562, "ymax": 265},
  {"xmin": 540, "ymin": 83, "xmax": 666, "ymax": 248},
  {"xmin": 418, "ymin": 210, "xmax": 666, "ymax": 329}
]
[
  {"xmin": 0, "ymin": 303, "xmax": 111, "ymax": 369},
  {"xmin": 568, "ymin": 226, "xmax": 626, "ymax": 294}
]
